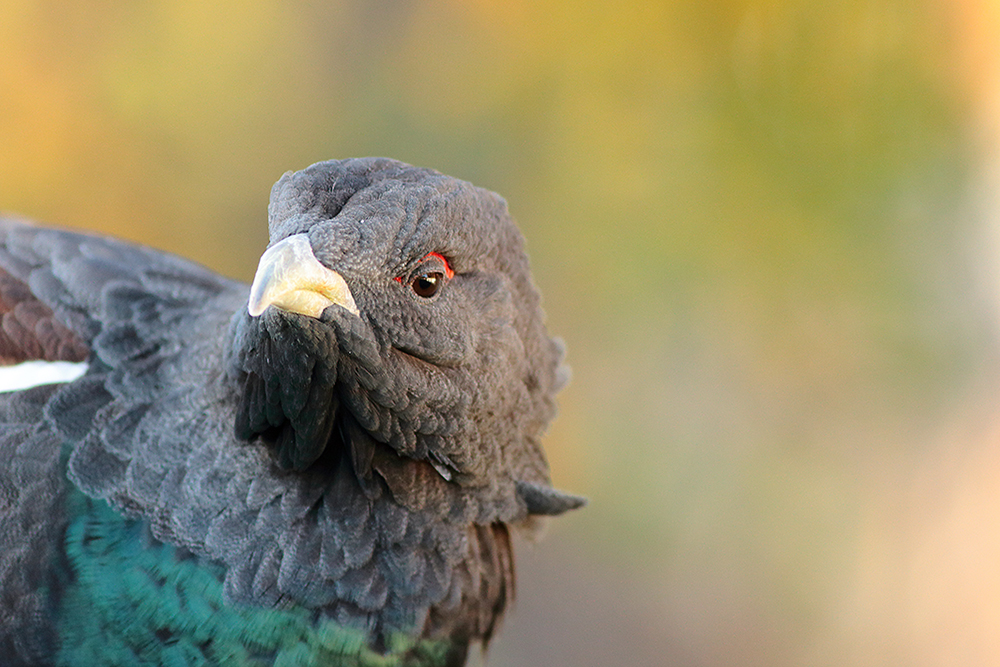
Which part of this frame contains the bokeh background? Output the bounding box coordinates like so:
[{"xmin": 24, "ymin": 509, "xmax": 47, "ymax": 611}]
[{"xmin": 4, "ymin": 1, "xmax": 1000, "ymax": 665}]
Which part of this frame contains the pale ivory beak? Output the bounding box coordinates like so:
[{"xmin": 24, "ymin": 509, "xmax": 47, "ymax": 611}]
[{"xmin": 247, "ymin": 234, "xmax": 360, "ymax": 318}]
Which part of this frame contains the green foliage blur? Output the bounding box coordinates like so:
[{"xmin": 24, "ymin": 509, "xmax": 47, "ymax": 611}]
[{"xmin": 3, "ymin": 1, "xmax": 1000, "ymax": 665}]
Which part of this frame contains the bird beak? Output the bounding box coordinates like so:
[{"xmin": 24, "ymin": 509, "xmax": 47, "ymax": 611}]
[{"xmin": 247, "ymin": 234, "xmax": 360, "ymax": 318}]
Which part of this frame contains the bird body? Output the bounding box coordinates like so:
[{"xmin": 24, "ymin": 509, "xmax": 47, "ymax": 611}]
[{"xmin": 0, "ymin": 158, "xmax": 582, "ymax": 666}]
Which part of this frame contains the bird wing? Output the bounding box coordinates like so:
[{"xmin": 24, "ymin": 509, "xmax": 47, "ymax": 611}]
[{"xmin": 0, "ymin": 217, "xmax": 247, "ymax": 663}]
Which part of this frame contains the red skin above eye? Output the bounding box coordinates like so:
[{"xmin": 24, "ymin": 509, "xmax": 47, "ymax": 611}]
[
  {"xmin": 394, "ymin": 252, "xmax": 454, "ymax": 283},
  {"xmin": 425, "ymin": 252, "xmax": 455, "ymax": 279}
]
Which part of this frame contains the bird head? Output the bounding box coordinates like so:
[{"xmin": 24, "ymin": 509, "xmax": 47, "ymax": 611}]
[{"xmin": 228, "ymin": 158, "xmax": 579, "ymax": 518}]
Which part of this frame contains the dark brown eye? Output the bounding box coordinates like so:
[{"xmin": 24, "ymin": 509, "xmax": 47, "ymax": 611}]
[
  {"xmin": 411, "ymin": 272, "xmax": 444, "ymax": 298},
  {"xmin": 397, "ymin": 252, "xmax": 453, "ymax": 298}
]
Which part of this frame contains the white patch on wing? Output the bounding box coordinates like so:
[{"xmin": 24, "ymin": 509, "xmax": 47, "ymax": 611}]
[{"xmin": 0, "ymin": 360, "xmax": 89, "ymax": 392}]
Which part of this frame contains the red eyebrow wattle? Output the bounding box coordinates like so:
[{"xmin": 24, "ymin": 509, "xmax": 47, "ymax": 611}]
[
  {"xmin": 424, "ymin": 252, "xmax": 455, "ymax": 279},
  {"xmin": 393, "ymin": 252, "xmax": 454, "ymax": 283}
]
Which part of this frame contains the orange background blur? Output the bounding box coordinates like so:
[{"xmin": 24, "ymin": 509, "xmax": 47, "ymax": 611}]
[{"xmin": 4, "ymin": 1, "xmax": 1000, "ymax": 665}]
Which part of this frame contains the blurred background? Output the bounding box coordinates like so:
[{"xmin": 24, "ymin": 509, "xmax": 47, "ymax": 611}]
[{"xmin": 3, "ymin": 1, "xmax": 1000, "ymax": 665}]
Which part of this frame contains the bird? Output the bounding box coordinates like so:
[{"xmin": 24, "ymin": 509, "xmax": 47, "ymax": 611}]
[{"xmin": 0, "ymin": 157, "xmax": 584, "ymax": 666}]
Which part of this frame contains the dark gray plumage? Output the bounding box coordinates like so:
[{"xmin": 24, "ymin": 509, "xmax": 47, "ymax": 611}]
[{"xmin": 0, "ymin": 158, "xmax": 583, "ymax": 666}]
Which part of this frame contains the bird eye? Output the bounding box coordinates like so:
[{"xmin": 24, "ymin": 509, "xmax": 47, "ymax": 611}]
[
  {"xmin": 400, "ymin": 252, "xmax": 453, "ymax": 298},
  {"xmin": 411, "ymin": 272, "xmax": 444, "ymax": 298}
]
